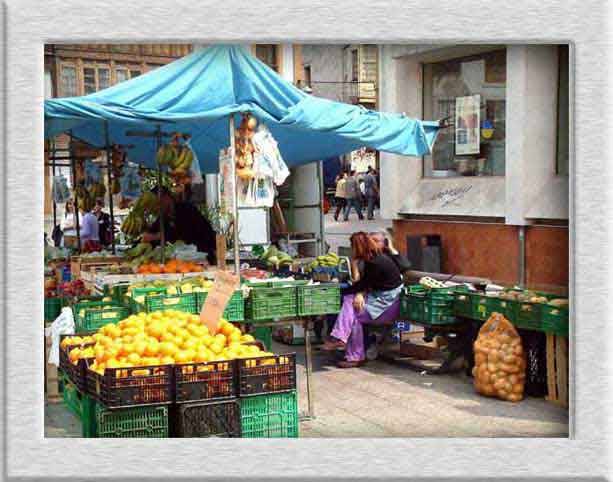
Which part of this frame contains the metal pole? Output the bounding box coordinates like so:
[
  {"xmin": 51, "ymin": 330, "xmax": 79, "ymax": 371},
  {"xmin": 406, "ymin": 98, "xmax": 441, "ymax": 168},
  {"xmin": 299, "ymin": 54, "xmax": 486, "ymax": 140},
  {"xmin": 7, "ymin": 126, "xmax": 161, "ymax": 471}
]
[
  {"xmin": 156, "ymin": 125, "xmax": 165, "ymax": 264},
  {"xmin": 518, "ymin": 226, "xmax": 526, "ymax": 287},
  {"xmin": 304, "ymin": 318, "xmax": 315, "ymax": 419},
  {"xmin": 229, "ymin": 115, "xmax": 240, "ymax": 274},
  {"xmin": 51, "ymin": 139, "xmax": 57, "ymax": 229},
  {"xmin": 69, "ymin": 131, "xmax": 81, "ymax": 252},
  {"xmin": 104, "ymin": 122, "xmax": 116, "ymax": 254}
]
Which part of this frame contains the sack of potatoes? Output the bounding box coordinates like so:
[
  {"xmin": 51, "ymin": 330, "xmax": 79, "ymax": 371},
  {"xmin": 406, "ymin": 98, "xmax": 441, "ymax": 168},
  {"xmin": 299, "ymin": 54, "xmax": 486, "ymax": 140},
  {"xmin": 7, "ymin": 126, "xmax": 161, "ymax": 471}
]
[{"xmin": 472, "ymin": 312, "xmax": 526, "ymax": 402}]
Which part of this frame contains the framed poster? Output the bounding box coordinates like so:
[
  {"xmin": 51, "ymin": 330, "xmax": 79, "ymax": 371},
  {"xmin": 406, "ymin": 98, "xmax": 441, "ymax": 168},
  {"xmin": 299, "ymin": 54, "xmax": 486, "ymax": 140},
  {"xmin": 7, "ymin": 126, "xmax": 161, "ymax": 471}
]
[{"xmin": 455, "ymin": 94, "xmax": 481, "ymax": 155}]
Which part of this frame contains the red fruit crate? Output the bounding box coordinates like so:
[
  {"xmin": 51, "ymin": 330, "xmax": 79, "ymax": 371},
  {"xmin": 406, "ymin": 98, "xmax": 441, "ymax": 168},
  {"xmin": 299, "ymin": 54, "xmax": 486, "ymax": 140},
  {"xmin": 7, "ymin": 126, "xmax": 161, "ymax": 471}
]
[
  {"xmin": 58, "ymin": 334, "xmax": 95, "ymax": 392},
  {"xmin": 174, "ymin": 360, "xmax": 237, "ymax": 403},
  {"xmin": 236, "ymin": 353, "xmax": 297, "ymax": 396},
  {"xmin": 86, "ymin": 363, "xmax": 173, "ymax": 409}
]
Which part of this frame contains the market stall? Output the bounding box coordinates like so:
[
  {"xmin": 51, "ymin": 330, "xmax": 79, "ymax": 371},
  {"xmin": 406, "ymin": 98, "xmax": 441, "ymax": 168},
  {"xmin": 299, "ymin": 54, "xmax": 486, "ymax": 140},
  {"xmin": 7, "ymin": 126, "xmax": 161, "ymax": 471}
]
[{"xmin": 44, "ymin": 45, "xmax": 443, "ymax": 437}]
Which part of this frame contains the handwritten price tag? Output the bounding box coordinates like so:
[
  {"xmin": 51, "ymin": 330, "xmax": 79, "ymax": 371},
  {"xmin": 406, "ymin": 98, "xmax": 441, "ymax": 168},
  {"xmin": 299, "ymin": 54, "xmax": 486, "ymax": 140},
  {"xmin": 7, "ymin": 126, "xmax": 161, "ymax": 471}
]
[{"xmin": 199, "ymin": 270, "xmax": 240, "ymax": 334}]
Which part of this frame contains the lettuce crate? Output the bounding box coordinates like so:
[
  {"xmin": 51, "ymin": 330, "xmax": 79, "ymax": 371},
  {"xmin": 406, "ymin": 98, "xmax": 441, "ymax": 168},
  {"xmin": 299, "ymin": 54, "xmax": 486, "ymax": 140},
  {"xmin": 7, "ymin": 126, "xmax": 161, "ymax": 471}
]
[
  {"xmin": 196, "ymin": 290, "xmax": 244, "ymax": 321},
  {"xmin": 296, "ymin": 284, "xmax": 341, "ymax": 316},
  {"xmin": 245, "ymin": 286, "xmax": 297, "ymax": 321}
]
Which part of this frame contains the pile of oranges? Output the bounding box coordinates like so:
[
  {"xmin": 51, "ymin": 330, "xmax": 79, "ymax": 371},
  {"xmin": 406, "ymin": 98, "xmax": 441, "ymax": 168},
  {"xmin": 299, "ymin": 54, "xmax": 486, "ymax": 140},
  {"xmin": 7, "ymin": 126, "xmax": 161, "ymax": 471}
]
[
  {"xmin": 136, "ymin": 259, "xmax": 202, "ymax": 274},
  {"xmin": 61, "ymin": 310, "xmax": 274, "ymax": 376}
]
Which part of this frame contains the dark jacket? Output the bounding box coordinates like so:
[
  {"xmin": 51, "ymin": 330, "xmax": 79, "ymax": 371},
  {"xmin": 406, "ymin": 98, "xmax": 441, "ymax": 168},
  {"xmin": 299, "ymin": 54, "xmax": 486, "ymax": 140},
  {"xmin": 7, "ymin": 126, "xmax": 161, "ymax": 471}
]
[{"xmin": 343, "ymin": 254, "xmax": 403, "ymax": 295}]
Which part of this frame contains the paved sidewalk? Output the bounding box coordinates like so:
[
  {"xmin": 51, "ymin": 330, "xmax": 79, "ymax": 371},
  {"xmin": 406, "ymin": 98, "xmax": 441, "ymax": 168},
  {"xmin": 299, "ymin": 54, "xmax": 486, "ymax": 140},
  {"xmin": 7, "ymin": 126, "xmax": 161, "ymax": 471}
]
[
  {"xmin": 46, "ymin": 341, "xmax": 568, "ymax": 438},
  {"xmin": 324, "ymin": 211, "xmax": 392, "ymax": 254}
]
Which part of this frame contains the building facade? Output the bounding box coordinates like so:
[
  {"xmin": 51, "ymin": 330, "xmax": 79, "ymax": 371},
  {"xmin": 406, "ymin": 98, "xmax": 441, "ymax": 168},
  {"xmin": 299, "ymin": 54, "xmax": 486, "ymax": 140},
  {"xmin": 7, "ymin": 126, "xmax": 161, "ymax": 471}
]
[{"xmin": 378, "ymin": 45, "xmax": 569, "ymax": 290}]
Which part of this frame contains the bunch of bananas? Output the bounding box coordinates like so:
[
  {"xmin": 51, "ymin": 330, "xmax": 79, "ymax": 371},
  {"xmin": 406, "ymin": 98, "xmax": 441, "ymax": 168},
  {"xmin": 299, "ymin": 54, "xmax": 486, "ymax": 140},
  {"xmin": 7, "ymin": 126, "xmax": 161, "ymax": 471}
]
[
  {"xmin": 120, "ymin": 192, "xmax": 160, "ymax": 239},
  {"xmin": 75, "ymin": 185, "xmax": 95, "ymax": 212},
  {"xmin": 307, "ymin": 252, "xmax": 340, "ymax": 271},
  {"xmin": 156, "ymin": 143, "xmax": 194, "ymax": 175}
]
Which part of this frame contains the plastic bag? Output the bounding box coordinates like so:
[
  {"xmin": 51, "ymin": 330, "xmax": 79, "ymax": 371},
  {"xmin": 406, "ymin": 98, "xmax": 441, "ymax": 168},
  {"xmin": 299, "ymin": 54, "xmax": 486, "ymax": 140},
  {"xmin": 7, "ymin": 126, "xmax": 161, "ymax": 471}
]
[
  {"xmin": 186, "ymin": 140, "xmax": 204, "ymax": 185},
  {"xmin": 472, "ymin": 312, "xmax": 526, "ymax": 402},
  {"xmin": 252, "ymin": 125, "xmax": 289, "ymax": 185},
  {"xmin": 52, "ymin": 174, "xmax": 71, "ymax": 204},
  {"xmin": 119, "ymin": 164, "xmax": 142, "ymax": 200},
  {"xmin": 45, "ymin": 307, "xmax": 75, "ymax": 366}
]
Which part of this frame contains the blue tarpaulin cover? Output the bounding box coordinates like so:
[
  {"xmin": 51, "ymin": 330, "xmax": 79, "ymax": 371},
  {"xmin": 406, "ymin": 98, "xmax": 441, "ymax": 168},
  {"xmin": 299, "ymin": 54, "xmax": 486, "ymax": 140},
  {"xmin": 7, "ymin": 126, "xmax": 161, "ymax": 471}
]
[{"xmin": 45, "ymin": 45, "xmax": 440, "ymax": 173}]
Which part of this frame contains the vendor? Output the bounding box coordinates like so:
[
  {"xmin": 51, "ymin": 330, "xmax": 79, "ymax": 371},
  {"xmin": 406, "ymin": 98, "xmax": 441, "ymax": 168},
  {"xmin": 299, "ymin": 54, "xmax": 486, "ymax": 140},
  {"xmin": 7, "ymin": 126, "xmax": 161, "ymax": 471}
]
[
  {"xmin": 143, "ymin": 186, "xmax": 217, "ymax": 264},
  {"xmin": 322, "ymin": 231, "xmax": 402, "ymax": 368},
  {"xmin": 370, "ymin": 228, "xmax": 411, "ymax": 276}
]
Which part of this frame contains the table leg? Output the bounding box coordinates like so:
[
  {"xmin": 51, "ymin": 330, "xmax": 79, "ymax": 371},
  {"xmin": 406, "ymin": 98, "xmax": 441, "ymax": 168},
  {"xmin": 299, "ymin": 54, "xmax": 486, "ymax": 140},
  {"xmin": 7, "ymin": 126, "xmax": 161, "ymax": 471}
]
[{"xmin": 303, "ymin": 319, "xmax": 315, "ymax": 420}]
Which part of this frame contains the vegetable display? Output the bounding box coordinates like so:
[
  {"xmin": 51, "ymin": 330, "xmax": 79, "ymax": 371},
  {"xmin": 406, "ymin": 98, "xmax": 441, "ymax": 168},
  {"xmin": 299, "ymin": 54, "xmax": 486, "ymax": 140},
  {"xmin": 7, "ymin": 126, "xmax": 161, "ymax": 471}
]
[
  {"xmin": 258, "ymin": 245, "xmax": 293, "ymax": 269},
  {"xmin": 472, "ymin": 312, "xmax": 526, "ymax": 403}
]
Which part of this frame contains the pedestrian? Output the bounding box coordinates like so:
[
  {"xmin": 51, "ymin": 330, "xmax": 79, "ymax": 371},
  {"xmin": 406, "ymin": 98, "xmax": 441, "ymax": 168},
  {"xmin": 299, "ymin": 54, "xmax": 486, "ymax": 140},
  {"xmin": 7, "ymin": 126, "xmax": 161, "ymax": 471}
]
[
  {"xmin": 79, "ymin": 205, "xmax": 101, "ymax": 253},
  {"xmin": 93, "ymin": 199, "xmax": 113, "ymax": 247},
  {"xmin": 333, "ymin": 172, "xmax": 347, "ymax": 221},
  {"xmin": 364, "ymin": 167, "xmax": 379, "ymax": 220},
  {"xmin": 343, "ymin": 170, "xmax": 364, "ymax": 221}
]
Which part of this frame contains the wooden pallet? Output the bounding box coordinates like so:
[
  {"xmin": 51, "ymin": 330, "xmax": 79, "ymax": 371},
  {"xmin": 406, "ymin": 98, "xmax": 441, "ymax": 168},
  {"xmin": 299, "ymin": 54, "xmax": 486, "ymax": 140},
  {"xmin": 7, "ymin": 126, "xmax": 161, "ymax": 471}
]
[{"xmin": 545, "ymin": 334, "xmax": 569, "ymax": 408}]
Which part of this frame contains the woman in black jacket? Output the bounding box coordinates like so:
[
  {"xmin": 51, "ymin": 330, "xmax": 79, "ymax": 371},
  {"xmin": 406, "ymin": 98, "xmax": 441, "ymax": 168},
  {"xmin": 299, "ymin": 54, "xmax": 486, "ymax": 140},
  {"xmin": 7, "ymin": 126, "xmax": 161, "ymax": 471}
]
[{"xmin": 322, "ymin": 232, "xmax": 403, "ymax": 368}]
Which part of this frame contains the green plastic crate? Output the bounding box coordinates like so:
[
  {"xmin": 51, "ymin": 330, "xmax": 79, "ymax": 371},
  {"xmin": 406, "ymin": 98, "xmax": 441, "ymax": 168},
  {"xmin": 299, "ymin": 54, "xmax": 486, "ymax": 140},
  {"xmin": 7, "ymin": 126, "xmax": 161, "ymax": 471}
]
[
  {"xmin": 81, "ymin": 394, "xmax": 97, "ymax": 437},
  {"xmin": 95, "ymin": 403, "xmax": 169, "ymax": 438},
  {"xmin": 253, "ymin": 326, "xmax": 273, "ymax": 350},
  {"xmin": 127, "ymin": 286, "xmax": 168, "ymax": 313},
  {"xmin": 541, "ymin": 303, "xmax": 569, "ymax": 337},
  {"xmin": 240, "ymin": 391, "xmax": 298, "ymax": 438},
  {"xmin": 453, "ymin": 291, "xmax": 473, "ymax": 318},
  {"xmin": 197, "ymin": 290, "xmax": 245, "ymax": 321},
  {"xmin": 245, "ymin": 286, "xmax": 297, "ymax": 321},
  {"xmin": 45, "ymin": 297, "xmax": 64, "ymax": 322},
  {"xmin": 75, "ymin": 305, "xmax": 129, "ymax": 333},
  {"xmin": 61, "ymin": 373, "xmax": 83, "ymax": 420},
  {"xmin": 401, "ymin": 285, "xmax": 457, "ymax": 326},
  {"xmin": 141, "ymin": 293, "xmax": 198, "ymax": 314},
  {"xmin": 296, "ymin": 284, "xmax": 341, "ymax": 316}
]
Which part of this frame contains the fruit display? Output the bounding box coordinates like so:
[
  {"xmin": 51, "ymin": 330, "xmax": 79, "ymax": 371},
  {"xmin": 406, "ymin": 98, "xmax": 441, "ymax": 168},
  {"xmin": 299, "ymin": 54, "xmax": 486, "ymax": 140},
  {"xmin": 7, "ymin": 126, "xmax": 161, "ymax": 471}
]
[
  {"xmin": 306, "ymin": 252, "xmax": 340, "ymax": 272},
  {"xmin": 258, "ymin": 245, "xmax": 293, "ymax": 269},
  {"xmin": 75, "ymin": 182, "xmax": 106, "ymax": 212},
  {"xmin": 136, "ymin": 259, "xmax": 203, "ymax": 275},
  {"xmin": 235, "ymin": 114, "xmax": 257, "ymax": 180},
  {"xmin": 156, "ymin": 134, "xmax": 194, "ymax": 185},
  {"xmin": 240, "ymin": 267, "xmax": 269, "ymax": 281},
  {"xmin": 57, "ymin": 279, "xmax": 90, "ymax": 299},
  {"xmin": 472, "ymin": 312, "xmax": 526, "ymax": 403},
  {"xmin": 547, "ymin": 298, "xmax": 569, "ymax": 307},
  {"xmin": 497, "ymin": 290, "xmax": 548, "ymax": 304},
  {"xmin": 120, "ymin": 191, "xmax": 160, "ymax": 239},
  {"xmin": 61, "ymin": 310, "xmax": 277, "ymax": 376}
]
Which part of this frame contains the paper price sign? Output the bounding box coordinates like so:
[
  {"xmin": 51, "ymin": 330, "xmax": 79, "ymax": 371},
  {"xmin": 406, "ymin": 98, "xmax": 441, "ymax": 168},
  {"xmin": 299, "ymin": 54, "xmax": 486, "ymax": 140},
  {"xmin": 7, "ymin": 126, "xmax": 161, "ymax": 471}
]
[{"xmin": 199, "ymin": 270, "xmax": 240, "ymax": 334}]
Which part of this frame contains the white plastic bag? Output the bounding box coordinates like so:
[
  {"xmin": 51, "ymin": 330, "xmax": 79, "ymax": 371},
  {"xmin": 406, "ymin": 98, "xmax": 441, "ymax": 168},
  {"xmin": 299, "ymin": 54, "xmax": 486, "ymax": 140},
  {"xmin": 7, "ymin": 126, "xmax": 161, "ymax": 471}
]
[
  {"xmin": 186, "ymin": 140, "xmax": 204, "ymax": 185},
  {"xmin": 45, "ymin": 307, "xmax": 75, "ymax": 366}
]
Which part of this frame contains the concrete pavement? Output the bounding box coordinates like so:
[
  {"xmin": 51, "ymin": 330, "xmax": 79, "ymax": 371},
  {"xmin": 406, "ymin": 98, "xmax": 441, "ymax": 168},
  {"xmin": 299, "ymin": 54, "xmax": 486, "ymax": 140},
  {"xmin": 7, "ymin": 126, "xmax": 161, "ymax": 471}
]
[{"xmin": 324, "ymin": 210, "xmax": 392, "ymax": 255}]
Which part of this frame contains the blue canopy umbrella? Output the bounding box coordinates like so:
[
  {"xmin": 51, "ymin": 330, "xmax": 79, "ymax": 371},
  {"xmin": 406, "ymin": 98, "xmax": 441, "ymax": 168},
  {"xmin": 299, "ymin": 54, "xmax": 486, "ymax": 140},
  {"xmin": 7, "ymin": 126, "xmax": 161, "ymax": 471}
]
[{"xmin": 45, "ymin": 45, "xmax": 440, "ymax": 173}]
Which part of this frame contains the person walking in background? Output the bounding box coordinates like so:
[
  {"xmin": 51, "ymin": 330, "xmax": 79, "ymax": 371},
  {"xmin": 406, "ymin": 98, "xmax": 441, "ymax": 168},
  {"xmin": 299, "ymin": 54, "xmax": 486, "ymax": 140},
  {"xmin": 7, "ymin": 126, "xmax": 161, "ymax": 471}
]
[
  {"xmin": 364, "ymin": 166, "xmax": 379, "ymax": 220},
  {"xmin": 93, "ymin": 199, "xmax": 113, "ymax": 247},
  {"xmin": 79, "ymin": 205, "xmax": 101, "ymax": 252},
  {"xmin": 333, "ymin": 172, "xmax": 348, "ymax": 221},
  {"xmin": 343, "ymin": 170, "xmax": 364, "ymax": 221}
]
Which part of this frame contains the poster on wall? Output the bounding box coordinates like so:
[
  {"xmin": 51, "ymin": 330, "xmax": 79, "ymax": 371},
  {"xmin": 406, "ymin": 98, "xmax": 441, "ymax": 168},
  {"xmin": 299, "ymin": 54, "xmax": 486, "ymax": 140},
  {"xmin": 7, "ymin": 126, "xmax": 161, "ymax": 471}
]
[
  {"xmin": 218, "ymin": 147, "xmax": 235, "ymax": 217},
  {"xmin": 455, "ymin": 94, "xmax": 481, "ymax": 155},
  {"xmin": 350, "ymin": 148, "xmax": 377, "ymax": 173}
]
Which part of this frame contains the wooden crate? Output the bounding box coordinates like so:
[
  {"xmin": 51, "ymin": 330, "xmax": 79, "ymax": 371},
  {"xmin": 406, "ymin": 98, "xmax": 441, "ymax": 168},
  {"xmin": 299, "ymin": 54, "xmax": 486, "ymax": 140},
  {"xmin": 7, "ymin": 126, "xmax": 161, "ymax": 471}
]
[
  {"xmin": 545, "ymin": 334, "xmax": 569, "ymax": 408},
  {"xmin": 70, "ymin": 256, "xmax": 123, "ymax": 280}
]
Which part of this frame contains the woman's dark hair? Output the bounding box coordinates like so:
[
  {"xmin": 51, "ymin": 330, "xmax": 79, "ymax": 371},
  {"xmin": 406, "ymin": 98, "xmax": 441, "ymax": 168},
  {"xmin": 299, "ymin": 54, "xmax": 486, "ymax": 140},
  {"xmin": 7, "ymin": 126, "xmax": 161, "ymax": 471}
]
[{"xmin": 350, "ymin": 231, "xmax": 381, "ymax": 262}]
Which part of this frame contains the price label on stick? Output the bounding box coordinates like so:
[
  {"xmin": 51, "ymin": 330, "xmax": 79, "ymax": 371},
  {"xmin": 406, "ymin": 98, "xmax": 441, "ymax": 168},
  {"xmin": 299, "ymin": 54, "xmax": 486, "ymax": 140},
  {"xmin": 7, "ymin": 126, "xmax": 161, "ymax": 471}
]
[{"xmin": 200, "ymin": 270, "xmax": 240, "ymax": 334}]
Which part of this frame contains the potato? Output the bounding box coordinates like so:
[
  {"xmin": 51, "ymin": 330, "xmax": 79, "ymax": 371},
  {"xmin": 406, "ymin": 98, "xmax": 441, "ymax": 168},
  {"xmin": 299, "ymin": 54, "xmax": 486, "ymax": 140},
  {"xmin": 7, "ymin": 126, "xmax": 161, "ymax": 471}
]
[
  {"xmin": 512, "ymin": 383, "xmax": 523, "ymax": 394},
  {"xmin": 508, "ymin": 393, "xmax": 522, "ymax": 403},
  {"xmin": 509, "ymin": 374, "xmax": 519, "ymax": 385},
  {"xmin": 481, "ymin": 384, "xmax": 495, "ymax": 396},
  {"xmin": 498, "ymin": 390, "xmax": 509, "ymax": 399},
  {"xmin": 472, "ymin": 366, "xmax": 478, "ymax": 377},
  {"xmin": 490, "ymin": 340, "xmax": 501, "ymax": 350},
  {"xmin": 503, "ymin": 355, "xmax": 517, "ymax": 364},
  {"xmin": 487, "ymin": 363, "xmax": 497, "ymax": 373},
  {"xmin": 513, "ymin": 345, "xmax": 523, "ymax": 356},
  {"xmin": 499, "ymin": 334, "xmax": 512, "ymax": 344},
  {"xmin": 494, "ymin": 378, "xmax": 507, "ymax": 390},
  {"xmin": 487, "ymin": 351, "xmax": 500, "ymax": 364},
  {"xmin": 475, "ymin": 353, "xmax": 487, "ymax": 365}
]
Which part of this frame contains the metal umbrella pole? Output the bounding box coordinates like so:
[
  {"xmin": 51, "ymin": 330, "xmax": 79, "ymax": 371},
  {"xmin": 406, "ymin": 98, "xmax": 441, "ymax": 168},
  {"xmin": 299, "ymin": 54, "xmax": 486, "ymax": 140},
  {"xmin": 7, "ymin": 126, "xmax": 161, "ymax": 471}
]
[
  {"xmin": 156, "ymin": 125, "xmax": 165, "ymax": 265},
  {"xmin": 229, "ymin": 115, "xmax": 240, "ymax": 274},
  {"xmin": 104, "ymin": 121, "xmax": 116, "ymax": 254},
  {"xmin": 68, "ymin": 131, "xmax": 81, "ymax": 252}
]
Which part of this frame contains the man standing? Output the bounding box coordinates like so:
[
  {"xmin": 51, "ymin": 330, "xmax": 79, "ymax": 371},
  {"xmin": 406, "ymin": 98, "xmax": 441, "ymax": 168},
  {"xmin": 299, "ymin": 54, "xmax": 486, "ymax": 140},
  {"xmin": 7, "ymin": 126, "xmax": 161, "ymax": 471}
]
[
  {"xmin": 79, "ymin": 206, "xmax": 101, "ymax": 252},
  {"xmin": 333, "ymin": 172, "xmax": 347, "ymax": 221},
  {"xmin": 93, "ymin": 199, "xmax": 112, "ymax": 247},
  {"xmin": 343, "ymin": 170, "xmax": 364, "ymax": 221},
  {"xmin": 364, "ymin": 167, "xmax": 379, "ymax": 220}
]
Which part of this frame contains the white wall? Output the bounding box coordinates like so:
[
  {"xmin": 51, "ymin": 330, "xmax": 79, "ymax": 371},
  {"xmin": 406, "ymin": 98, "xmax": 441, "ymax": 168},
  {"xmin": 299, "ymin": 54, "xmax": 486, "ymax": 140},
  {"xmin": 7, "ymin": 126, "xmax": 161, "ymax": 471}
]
[
  {"xmin": 379, "ymin": 44, "xmax": 568, "ymax": 223},
  {"xmin": 302, "ymin": 45, "xmax": 345, "ymax": 101}
]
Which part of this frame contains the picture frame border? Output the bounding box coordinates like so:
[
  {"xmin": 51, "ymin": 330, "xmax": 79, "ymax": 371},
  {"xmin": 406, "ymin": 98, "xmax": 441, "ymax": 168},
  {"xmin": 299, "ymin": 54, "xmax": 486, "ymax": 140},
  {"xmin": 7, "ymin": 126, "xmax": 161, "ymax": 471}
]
[{"xmin": 1, "ymin": 0, "xmax": 609, "ymax": 480}]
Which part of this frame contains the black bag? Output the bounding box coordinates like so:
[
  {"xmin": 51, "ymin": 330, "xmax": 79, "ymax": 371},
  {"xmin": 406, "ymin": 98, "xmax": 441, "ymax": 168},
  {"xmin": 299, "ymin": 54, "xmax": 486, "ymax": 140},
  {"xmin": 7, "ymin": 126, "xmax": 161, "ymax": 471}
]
[{"xmin": 51, "ymin": 225, "xmax": 63, "ymax": 247}]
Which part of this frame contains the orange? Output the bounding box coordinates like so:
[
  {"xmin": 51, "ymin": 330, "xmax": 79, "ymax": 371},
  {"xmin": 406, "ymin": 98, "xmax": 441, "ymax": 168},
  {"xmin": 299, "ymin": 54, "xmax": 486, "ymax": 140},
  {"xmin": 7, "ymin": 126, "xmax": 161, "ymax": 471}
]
[
  {"xmin": 174, "ymin": 350, "xmax": 190, "ymax": 364},
  {"xmin": 126, "ymin": 353, "xmax": 141, "ymax": 365},
  {"xmin": 106, "ymin": 358, "xmax": 120, "ymax": 369},
  {"xmin": 214, "ymin": 333, "xmax": 227, "ymax": 346},
  {"xmin": 240, "ymin": 334, "xmax": 255, "ymax": 343},
  {"xmin": 68, "ymin": 348, "xmax": 81, "ymax": 364},
  {"xmin": 134, "ymin": 340, "xmax": 147, "ymax": 356},
  {"xmin": 142, "ymin": 357, "xmax": 160, "ymax": 366},
  {"xmin": 94, "ymin": 346, "xmax": 106, "ymax": 363},
  {"xmin": 120, "ymin": 342, "xmax": 135, "ymax": 356},
  {"xmin": 184, "ymin": 349, "xmax": 196, "ymax": 362},
  {"xmin": 159, "ymin": 342, "xmax": 179, "ymax": 357},
  {"xmin": 209, "ymin": 342, "xmax": 223, "ymax": 355},
  {"xmin": 181, "ymin": 338, "xmax": 198, "ymax": 351},
  {"xmin": 160, "ymin": 355, "xmax": 175, "ymax": 365},
  {"xmin": 195, "ymin": 349, "xmax": 210, "ymax": 363},
  {"xmin": 149, "ymin": 264, "xmax": 163, "ymax": 274},
  {"xmin": 144, "ymin": 340, "xmax": 160, "ymax": 357},
  {"xmin": 220, "ymin": 323, "xmax": 234, "ymax": 337},
  {"xmin": 146, "ymin": 322, "xmax": 164, "ymax": 339},
  {"xmin": 228, "ymin": 331, "xmax": 242, "ymax": 343},
  {"xmin": 161, "ymin": 331, "xmax": 176, "ymax": 343}
]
